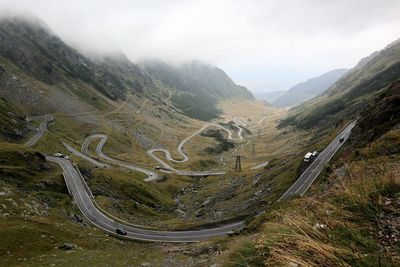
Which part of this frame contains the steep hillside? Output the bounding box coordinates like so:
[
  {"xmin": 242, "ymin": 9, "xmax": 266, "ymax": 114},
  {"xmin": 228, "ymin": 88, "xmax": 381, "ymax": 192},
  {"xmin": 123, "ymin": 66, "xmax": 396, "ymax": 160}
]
[
  {"xmin": 225, "ymin": 40, "xmax": 400, "ymax": 266},
  {"xmin": 327, "ymin": 39, "xmax": 400, "ymax": 97},
  {"xmin": 0, "ymin": 97, "xmax": 29, "ymax": 142},
  {"xmin": 0, "ymin": 17, "xmax": 135, "ymax": 101},
  {"xmin": 224, "ymin": 76, "xmax": 400, "ymax": 267},
  {"xmin": 140, "ymin": 60, "xmax": 254, "ymax": 120},
  {"xmin": 351, "ymin": 81, "xmax": 400, "ymax": 147},
  {"xmin": 272, "ymin": 68, "xmax": 348, "ymax": 107},
  {"xmin": 279, "ymin": 40, "xmax": 400, "ymax": 129},
  {"xmin": 0, "ymin": 16, "xmax": 252, "ymax": 121}
]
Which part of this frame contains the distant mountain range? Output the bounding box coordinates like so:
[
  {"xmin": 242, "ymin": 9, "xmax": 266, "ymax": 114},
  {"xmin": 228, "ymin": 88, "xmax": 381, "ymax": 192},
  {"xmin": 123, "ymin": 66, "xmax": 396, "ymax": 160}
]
[{"xmin": 270, "ymin": 68, "xmax": 348, "ymax": 107}]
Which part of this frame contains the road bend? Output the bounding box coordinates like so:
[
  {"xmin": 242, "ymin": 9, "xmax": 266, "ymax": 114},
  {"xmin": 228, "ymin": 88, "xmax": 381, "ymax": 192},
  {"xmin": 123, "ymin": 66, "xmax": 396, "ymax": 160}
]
[
  {"xmin": 24, "ymin": 115, "xmax": 54, "ymax": 147},
  {"xmin": 47, "ymin": 156, "xmax": 244, "ymax": 242}
]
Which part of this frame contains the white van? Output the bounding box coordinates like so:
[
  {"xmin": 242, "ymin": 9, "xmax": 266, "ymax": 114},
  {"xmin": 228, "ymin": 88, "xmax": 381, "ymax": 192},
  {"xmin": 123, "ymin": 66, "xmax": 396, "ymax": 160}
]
[{"xmin": 304, "ymin": 152, "xmax": 313, "ymax": 162}]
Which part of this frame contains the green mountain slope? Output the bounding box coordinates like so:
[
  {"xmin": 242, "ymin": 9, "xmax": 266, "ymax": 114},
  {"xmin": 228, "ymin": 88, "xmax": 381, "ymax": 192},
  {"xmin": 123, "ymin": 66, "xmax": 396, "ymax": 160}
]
[
  {"xmin": 279, "ymin": 39, "xmax": 400, "ymax": 129},
  {"xmin": 0, "ymin": 16, "xmax": 253, "ymax": 121},
  {"xmin": 0, "ymin": 97, "xmax": 29, "ymax": 142},
  {"xmin": 140, "ymin": 60, "xmax": 254, "ymax": 120}
]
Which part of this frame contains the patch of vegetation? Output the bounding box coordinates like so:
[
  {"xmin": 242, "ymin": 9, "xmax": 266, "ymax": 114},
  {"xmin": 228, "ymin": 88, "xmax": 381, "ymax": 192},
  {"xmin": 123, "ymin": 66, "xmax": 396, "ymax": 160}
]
[
  {"xmin": 351, "ymin": 81, "xmax": 400, "ymax": 146},
  {"xmin": 190, "ymin": 159, "xmax": 218, "ymax": 170},
  {"xmin": 88, "ymin": 167, "xmax": 175, "ymax": 210},
  {"xmin": 225, "ymin": 239, "xmax": 264, "ymax": 267},
  {"xmin": 201, "ymin": 129, "xmax": 235, "ymax": 154},
  {"xmin": 0, "ymin": 142, "xmax": 67, "ymax": 196},
  {"xmin": 0, "ymin": 97, "xmax": 29, "ymax": 142},
  {"xmin": 171, "ymin": 93, "xmax": 221, "ymax": 121}
]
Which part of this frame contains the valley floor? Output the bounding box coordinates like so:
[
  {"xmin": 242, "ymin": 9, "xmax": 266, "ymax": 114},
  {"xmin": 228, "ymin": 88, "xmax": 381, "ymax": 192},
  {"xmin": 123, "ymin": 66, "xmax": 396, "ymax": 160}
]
[{"xmin": 1, "ymin": 95, "xmax": 398, "ymax": 266}]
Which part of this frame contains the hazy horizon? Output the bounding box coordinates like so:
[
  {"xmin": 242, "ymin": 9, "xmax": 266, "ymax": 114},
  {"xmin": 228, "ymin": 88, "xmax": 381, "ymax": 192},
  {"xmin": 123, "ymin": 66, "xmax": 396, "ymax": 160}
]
[{"xmin": 1, "ymin": 0, "xmax": 400, "ymax": 93}]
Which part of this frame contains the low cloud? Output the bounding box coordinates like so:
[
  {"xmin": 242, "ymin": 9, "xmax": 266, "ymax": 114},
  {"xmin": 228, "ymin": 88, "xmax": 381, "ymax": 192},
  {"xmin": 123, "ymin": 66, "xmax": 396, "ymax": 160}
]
[{"xmin": 1, "ymin": 0, "xmax": 400, "ymax": 91}]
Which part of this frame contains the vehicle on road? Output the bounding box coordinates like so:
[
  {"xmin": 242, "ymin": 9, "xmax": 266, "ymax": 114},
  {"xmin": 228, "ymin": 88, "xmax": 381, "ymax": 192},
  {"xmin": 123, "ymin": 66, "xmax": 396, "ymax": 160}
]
[
  {"xmin": 339, "ymin": 136, "xmax": 345, "ymax": 142},
  {"xmin": 312, "ymin": 151, "xmax": 318, "ymax": 157},
  {"xmin": 116, "ymin": 228, "xmax": 127, "ymax": 235},
  {"xmin": 304, "ymin": 152, "xmax": 313, "ymax": 162},
  {"xmin": 54, "ymin": 152, "xmax": 64, "ymax": 157}
]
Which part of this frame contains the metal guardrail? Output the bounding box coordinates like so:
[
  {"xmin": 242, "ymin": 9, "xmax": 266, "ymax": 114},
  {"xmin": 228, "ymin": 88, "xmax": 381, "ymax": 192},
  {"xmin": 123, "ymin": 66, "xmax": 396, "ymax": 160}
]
[
  {"xmin": 72, "ymin": 162, "xmax": 94, "ymax": 199},
  {"xmin": 62, "ymin": 172, "xmax": 72, "ymax": 196}
]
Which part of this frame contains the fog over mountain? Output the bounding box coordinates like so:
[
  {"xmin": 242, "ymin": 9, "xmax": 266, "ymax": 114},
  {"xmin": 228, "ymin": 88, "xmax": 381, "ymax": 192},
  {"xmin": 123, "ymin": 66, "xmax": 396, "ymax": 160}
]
[{"xmin": 1, "ymin": 0, "xmax": 400, "ymax": 93}]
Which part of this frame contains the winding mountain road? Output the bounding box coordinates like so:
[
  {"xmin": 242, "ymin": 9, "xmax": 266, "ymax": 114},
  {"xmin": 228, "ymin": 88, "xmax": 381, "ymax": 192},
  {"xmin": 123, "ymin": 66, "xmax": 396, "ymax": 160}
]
[
  {"xmin": 81, "ymin": 134, "xmax": 159, "ymax": 182},
  {"xmin": 146, "ymin": 122, "xmax": 245, "ymax": 176},
  {"xmin": 24, "ymin": 115, "xmax": 54, "ymax": 147},
  {"xmin": 47, "ymin": 155, "xmax": 244, "ymax": 242},
  {"xmin": 48, "ymin": 119, "xmax": 356, "ymax": 242},
  {"xmin": 79, "ymin": 122, "xmax": 245, "ymax": 179},
  {"xmin": 63, "ymin": 142, "xmax": 109, "ymax": 168}
]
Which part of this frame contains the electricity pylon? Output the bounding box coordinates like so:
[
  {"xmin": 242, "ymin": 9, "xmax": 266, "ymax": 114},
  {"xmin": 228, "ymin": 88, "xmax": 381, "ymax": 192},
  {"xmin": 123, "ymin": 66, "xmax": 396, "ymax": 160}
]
[{"xmin": 234, "ymin": 154, "xmax": 241, "ymax": 172}]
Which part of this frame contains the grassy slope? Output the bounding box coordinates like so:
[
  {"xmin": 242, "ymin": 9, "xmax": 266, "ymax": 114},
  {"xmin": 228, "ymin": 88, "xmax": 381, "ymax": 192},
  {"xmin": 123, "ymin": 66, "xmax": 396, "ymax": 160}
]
[
  {"xmin": 223, "ymin": 91, "xmax": 400, "ymax": 266},
  {"xmin": 224, "ymin": 129, "xmax": 400, "ymax": 266},
  {"xmin": 0, "ymin": 143, "xmax": 224, "ymax": 266},
  {"xmin": 3, "ymin": 77, "xmax": 398, "ymax": 266},
  {"xmin": 0, "ymin": 97, "xmax": 29, "ymax": 142}
]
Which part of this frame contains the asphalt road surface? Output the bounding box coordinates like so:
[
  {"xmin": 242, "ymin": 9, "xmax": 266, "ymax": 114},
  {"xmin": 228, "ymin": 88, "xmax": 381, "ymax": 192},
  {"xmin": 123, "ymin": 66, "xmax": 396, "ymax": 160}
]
[
  {"xmin": 79, "ymin": 121, "xmax": 245, "ymax": 178},
  {"xmin": 63, "ymin": 142, "xmax": 109, "ymax": 168},
  {"xmin": 81, "ymin": 134, "xmax": 159, "ymax": 182},
  {"xmin": 156, "ymin": 122, "xmax": 245, "ymax": 164},
  {"xmin": 24, "ymin": 115, "xmax": 54, "ymax": 147},
  {"xmin": 46, "ymin": 155, "xmax": 244, "ymax": 242},
  {"xmin": 279, "ymin": 121, "xmax": 356, "ymax": 200},
  {"xmin": 146, "ymin": 122, "xmax": 244, "ymax": 176},
  {"xmin": 146, "ymin": 148, "xmax": 226, "ymax": 177}
]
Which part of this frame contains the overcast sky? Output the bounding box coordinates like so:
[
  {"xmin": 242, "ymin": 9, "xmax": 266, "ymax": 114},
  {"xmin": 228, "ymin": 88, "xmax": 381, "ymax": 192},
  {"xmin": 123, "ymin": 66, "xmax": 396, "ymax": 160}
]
[{"xmin": 1, "ymin": 0, "xmax": 400, "ymax": 92}]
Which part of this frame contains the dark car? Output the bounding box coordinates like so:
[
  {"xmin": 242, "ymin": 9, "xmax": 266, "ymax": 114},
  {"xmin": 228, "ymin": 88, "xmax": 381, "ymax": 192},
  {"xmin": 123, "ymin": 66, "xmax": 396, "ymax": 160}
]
[
  {"xmin": 339, "ymin": 137, "xmax": 345, "ymax": 142},
  {"xmin": 116, "ymin": 228, "xmax": 127, "ymax": 235}
]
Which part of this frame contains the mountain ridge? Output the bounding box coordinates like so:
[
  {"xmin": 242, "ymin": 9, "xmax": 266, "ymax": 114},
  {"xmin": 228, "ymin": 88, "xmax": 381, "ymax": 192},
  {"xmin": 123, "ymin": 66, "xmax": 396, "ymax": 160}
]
[
  {"xmin": 272, "ymin": 68, "xmax": 348, "ymax": 107},
  {"xmin": 0, "ymin": 16, "xmax": 254, "ymax": 121},
  {"xmin": 279, "ymin": 38, "xmax": 400, "ymax": 129}
]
